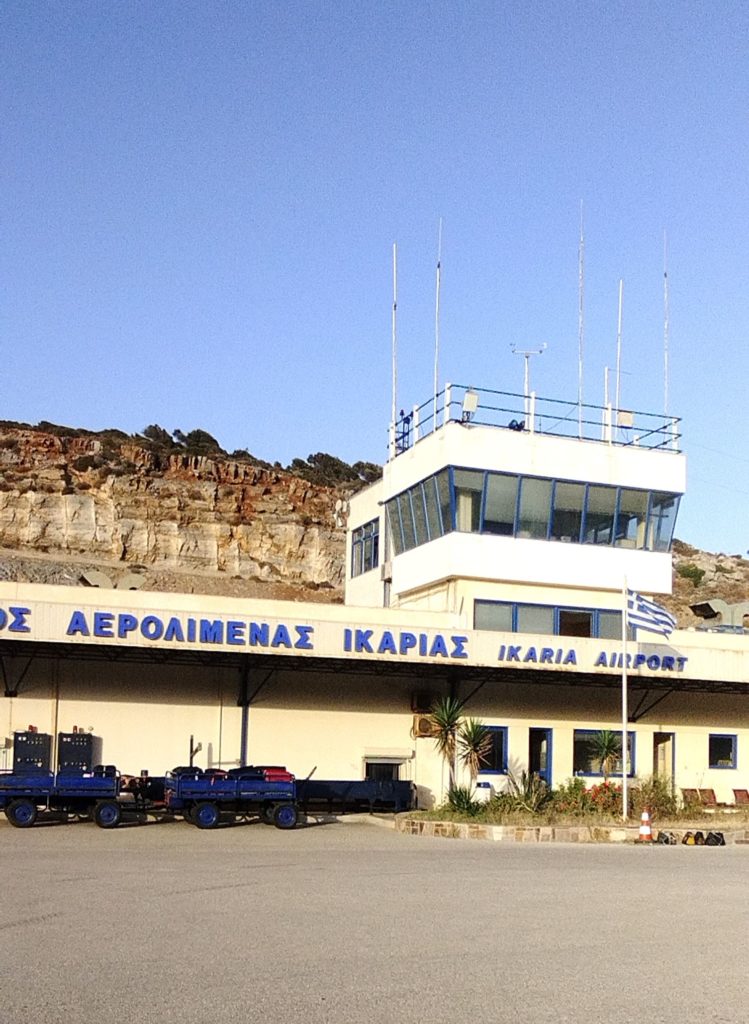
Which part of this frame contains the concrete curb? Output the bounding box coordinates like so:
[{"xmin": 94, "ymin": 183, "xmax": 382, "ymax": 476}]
[{"xmin": 395, "ymin": 817, "xmax": 749, "ymax": 845}]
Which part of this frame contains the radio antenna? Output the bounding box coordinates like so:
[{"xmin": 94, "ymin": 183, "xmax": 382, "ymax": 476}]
[
  {"xmin": 615, "ymin": 278, "xmax": 623, "ymax": 414},
  {"xmin": 663, "ymin": 229, "xmax": 670, "ymax": 416},
  {"xmin": 433, "ymin": 218, "xmax": 443, "ymax": 430},
  {"xmin": 391, "ymin": 242, "xmax": 398, "ymax": 426},
  {"xmin": 577, "ymin": 200, "xmax": 585, "ymax": 438}
]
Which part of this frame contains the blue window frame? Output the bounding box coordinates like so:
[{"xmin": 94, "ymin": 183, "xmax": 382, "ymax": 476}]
[
  {"xmin": 384, "ymin": 469, "xmax": 679, "ymax": 557},
  {"xmin": 478, "ymin": 726, "xmax": 508, "ymax": 775},
  {"xmin": 708, "ymin": 734, "xmax": 737, "ymax": 769},
  {"xmin": 573, "ymin": 729, "xmax": 635, "ymax": 777},
  {"xmin": 474, "ymin": 600, "xmax": 623, "ymax": 639},
  {"xmin": 350, "ymin": 518, "xmax": 380, "ymax": 577}
]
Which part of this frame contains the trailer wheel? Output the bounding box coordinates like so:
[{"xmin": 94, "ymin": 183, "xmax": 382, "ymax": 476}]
[
  {"xmin": 183, "ymin": 806, "xmax": 197, "ymax": 824},
  {"xmin": 94, "ymin": 801, "xmax": 122, "ymax": 829},
  {"xmin": 273, "ymin": 803, "xmax": 298, "ymax": 830},
  {"xmin": 260, "ymin": 804, "xmax": 275, "ymax": 825},
  {"xmin": 193, "ymin": 801, "xmax": 220, "ymax": 829},
  {"xmin": 6, "ymin": 798, "xmax": 38, "ymax": 829}
]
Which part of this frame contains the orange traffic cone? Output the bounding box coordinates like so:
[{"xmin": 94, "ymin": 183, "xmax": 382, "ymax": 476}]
[{"xmin": 637, "ymin": 809, "xmax": 653, "ymax": 842}]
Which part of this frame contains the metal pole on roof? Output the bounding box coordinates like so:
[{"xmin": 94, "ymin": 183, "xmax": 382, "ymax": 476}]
[
  {"xmin": 621, "ymin": 578, "xmax": 629, "ymax": 822},
  {"xmin": 391, "ymin": 243, "xmax": 398, "ymax": 428},
  {"xmin": 433, "ymin": 219, "xmax": 443, "ymax": 435},
  {"xmin": 578, "ymin": 200, "xmax": 585, "ymax": 438}
]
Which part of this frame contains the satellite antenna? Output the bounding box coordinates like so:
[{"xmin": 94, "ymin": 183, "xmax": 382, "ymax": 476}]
[
  {"xmin": 511, "ymin": 343, "xmax": 546, "ymax": 421},
  {"xmin": 433, "ymin": 218, "xmax": 443, "ymax": 432},
  {"xmin": 577, "ymin": 200, "xmax": 585, "ymax": 438},
  {"xmin": 663, "ymin": 229, "xmax": 670, "ymax": 417}
]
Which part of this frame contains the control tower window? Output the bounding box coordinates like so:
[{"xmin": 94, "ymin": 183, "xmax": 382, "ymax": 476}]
[
  {"xmin": 398, "ymin": 492, "xmax": 417, "ymax": 551},
  {"xmin": 583, "ymin": 485, "xmax": 616, "ymax": 544},
  {"xmin": 453, "ymin": 469, "xmax": 483, "ymax": 532},
  {"xmin": 436, "ymin": 469, "xmax": 452, "ymax": 534},
  {"xmin": 484, "ymin": 473, "xmax": 518, "ymax": 535},
  {"xmin": 647, "ymin": 492, "xmax": 680, "ymax": 552},
  {"xmin": 423, "ymin": 477, "xmax": 444, "ymax": 540},
  {"xmin": 410, "ymin": 483, "xmax": 429, "ymax": 545},
  {"xmin": 551, "ymin": 482, "xmax": 585, "ymax": 542},
  {"xmin": 517, "ymin": 478, "xmax": 552, "ymax": 539},
  {"xmin": 615, "ymin": 489, "xmax": 648, "ymax": 547}
]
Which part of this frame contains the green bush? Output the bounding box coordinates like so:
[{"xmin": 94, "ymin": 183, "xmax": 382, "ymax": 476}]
[
  {"xmin": 629, "ymin": 775, "xmax": 679, "ymax": 818},
  {"xmin": 445, "ymin": 785, "xmax": 481, "ymax": 816},
  {"xmin": 677, "ymin": 563, "xmax": 705, "ymax": 587}
]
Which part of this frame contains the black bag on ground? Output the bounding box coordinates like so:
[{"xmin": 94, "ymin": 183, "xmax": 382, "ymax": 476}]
[{"xmin": 705, "ymin": 831, "xmax": 726, "ymax": 846}]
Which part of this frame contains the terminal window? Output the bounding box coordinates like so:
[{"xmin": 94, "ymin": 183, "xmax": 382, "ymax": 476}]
[
  {"xmin": 474, "ymin": 601, "xmax": 623, "ymax": 639},
  {"xmin": 351, "ymin": 518, "xmax": 380, "ymax": 577},
  {"xmin": 708, "ymin": 734, "xmax": 737, "ymax": 769},
  {"xmin": 573, "ymin": 730, "xmax": 635, "ymax": 777},
  {"xmin": 478, "ymin": 726, "xmax": 508, "ymax": 774}
]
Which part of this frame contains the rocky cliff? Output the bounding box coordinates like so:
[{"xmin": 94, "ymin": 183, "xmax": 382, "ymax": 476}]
[
  {"xmin": 1, "ymin": 422, "xmax": 748, "ymax": 624},
  {"xmin": 0, "ymin": 425, "xmax": 347, "ymax": 602}
]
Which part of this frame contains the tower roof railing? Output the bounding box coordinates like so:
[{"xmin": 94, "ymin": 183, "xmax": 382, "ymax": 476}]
[{"xmin": 389, "ymin": 383, "xmax": 681, "ymax": 459}]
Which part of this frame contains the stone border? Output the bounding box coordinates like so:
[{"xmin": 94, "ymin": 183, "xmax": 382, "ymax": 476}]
[{"xmin": 396, "ymin": 817, "xmax": 749, "ymax": 845}]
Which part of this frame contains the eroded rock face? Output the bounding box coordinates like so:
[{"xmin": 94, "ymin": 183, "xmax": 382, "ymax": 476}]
[{"xmin": 0, "ymin": 429, "xmax": 345, "ymax": 589}]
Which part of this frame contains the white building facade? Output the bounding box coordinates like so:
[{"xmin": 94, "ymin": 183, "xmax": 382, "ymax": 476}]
[{"xmin": 0, "ymin": 385, "xmax": 747, "ymax": 806}]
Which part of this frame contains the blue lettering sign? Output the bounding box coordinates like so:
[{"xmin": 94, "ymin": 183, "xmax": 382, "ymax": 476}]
[
  {"xmin": 93, "ymin": 612, "xmax": 114, "ymax": 638},
  {"xmin": 429, "ymin": 635, "xmax": 449, "ymax": 658},
  {"xmin": 354, "ymin": 629, "xmax": 373, "ymax": 653},
  {"xmin": 164, "ymin": 617, "xmax": 185, "ymax": 642},
  {"xmin": 378, "ymin": 631, "xmax": 397, "ymax": 655},
  {"xmin": 141, "ymin": 616, "xmax": 164, "ymax": 641},
  {"xmin": 9, "ymin": 607, "xmax": 31, "ymax": 633},
  {"xmin": 271, "ymin": 624, "xmax": 293, "ymax": 649},
  {"xmin": 66, "ymin": 611, "xmax": 90, "ymax": 637},
  {"xmin": 118, "ymin": 614, "xmax": 138, "ymax": 639},
  {"xmin": 249, "ymin": 623, "xmax": 269, "ymax": 647},
  {"xmin": 200, "ymin": 620, "xmax": 223, "ymax": 644},
  {"xmin": 294, "ymin": 625, "xmax": 314, "ymax": 650},
  {"xmin": 226, "ymin": 621, "xmax": 245, "ymax": 645},
  {"xmin": 450, "ymin": 636, "xmax": 468, "ymax": 659}
]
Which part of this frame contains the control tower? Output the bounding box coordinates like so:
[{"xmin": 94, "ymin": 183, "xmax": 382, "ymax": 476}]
[{"xmin": 346, "ymin": 384, "xmax": 685, "ymax": 642}]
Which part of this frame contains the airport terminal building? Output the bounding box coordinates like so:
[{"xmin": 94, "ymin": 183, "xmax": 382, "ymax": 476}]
[{"xmin": 1, "ymin": 385, "xmax": 747, "ymax": 805}]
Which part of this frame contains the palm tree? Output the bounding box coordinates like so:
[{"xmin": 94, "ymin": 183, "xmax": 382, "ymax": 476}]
[
  {"xmin": 457, "ymin": 718, "xmax": 492, "ymax": 783},
  {"xmin": 589, "ymin": 730, "xmax": 622, "ymax": 781},
  {"xmin": 428, "ymin": 695, "xmax": 465, "ymax": 790}
]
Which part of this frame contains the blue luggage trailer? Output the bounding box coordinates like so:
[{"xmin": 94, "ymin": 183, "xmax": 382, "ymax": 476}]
[
  {"xmin": 0, "ymin": 767, "xmax": 123, "ymax": 829},
  {"xmin": 163, "ymin": 766, "xmax": 298, "ymax": 830}
]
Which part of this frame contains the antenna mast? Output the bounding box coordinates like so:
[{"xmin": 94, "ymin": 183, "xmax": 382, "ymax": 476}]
[
  {"xmin": 391, "ymin": 242, "xmax": 398, "ymax": 426},
  {"xmin": 577, "ymin": 201, "xmax": 585, "ymax": 438},
  {"xmin": 433, "ymin": 218, "xmax": 443, "ymax": 431},
  {"xmin": 663, "ymin": 230, "xmax": 670, "ymax": 416},
  {"xmin": 615, "ymin": 279, "xmax": 623, "ymax": 414}
]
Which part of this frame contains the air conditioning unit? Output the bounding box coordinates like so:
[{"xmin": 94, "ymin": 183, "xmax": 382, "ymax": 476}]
[
  {"xmin": 410, "ymin": 691, "xmax": 433, "ymax": 714},
  {"xmin": 412, "ymin": 714, "xmax": 437, "ymax": 739}
]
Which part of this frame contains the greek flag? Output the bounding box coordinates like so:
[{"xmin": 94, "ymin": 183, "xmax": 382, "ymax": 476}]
[{"xmin": 627, "ymin": 590, "xmax": 677, "ymax": 638}]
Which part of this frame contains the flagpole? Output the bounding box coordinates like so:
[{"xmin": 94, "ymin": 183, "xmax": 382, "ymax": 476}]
[{"xmin": 621, "ymin": 578, "xmax": 628, "ymax": 822}]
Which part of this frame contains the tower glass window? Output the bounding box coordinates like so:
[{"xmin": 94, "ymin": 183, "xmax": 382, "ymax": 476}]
[
  {"xmin": 453, "ymin": 469, "xmax": 483, "ymax": 532},
  {"xmin": 483, "ymin": 473, "xmax": 518, "ymax": 535},
  {"xmin": 518, "ymin": 478, "xmax": 552, "ymax": 539},
  {"xmin": 615, "ymin": 489, "xmax": 649, "ymax": 548},
  {"xmin": 551, "ymin": 482, "xmax": 585, "ymax": 542},
  {"xmin": 583, "ymin": 485, "xmax": 617, "ymax": 544}
]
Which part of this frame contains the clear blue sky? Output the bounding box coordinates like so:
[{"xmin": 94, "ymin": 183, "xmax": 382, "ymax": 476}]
[{"xmin": 2, "ymin": 1, "xmax": 748, "ymax": 553}]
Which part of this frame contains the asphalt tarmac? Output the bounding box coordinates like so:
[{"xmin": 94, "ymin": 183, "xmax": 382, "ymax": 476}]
[{"xmin": 1, "ymin": 815, "xmax": 746, "ymax": 1024}]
